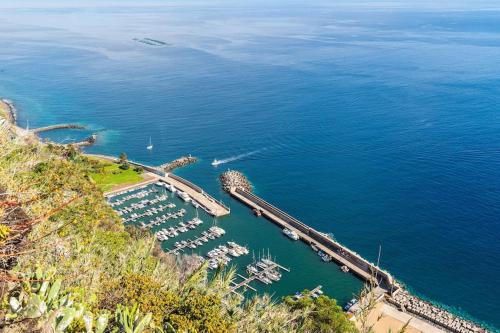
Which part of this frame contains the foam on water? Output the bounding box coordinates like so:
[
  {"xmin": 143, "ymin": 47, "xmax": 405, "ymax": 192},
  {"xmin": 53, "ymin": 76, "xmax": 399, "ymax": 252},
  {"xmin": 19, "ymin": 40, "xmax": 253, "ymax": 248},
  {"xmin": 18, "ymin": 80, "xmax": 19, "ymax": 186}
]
[{"xmin": 212, "ymin": 149, "xmax": 263, "ymax": 166}]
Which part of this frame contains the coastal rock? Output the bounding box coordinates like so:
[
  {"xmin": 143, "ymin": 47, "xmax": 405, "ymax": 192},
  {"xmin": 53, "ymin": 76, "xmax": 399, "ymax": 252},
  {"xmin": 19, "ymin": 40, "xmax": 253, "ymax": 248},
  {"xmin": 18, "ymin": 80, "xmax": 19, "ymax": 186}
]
[
  {"xmin": 73, "ymin": 134, "xmax": 97, "ymax": 147},
  {"xmin": 161, "ymin": 156, "xmax": 197, "ymax": 172},
  {"xmin": 220, "ymin": 170, "xmax": 252, "ymax": 192},
  {"xmin": 0, "ymin": 98, "xmax": 17, "ymax": 123},
  {"xmin": 388, "ymin": 290, "xmax": 490, "ymax": 333}
]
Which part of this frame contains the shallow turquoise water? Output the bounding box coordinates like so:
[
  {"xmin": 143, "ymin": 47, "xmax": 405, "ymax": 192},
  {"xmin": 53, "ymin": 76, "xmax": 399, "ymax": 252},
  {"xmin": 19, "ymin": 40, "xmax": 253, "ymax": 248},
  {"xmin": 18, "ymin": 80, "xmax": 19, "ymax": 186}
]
[{"xmin": 0, "ymin": 1, "xmax": 500, "ymax": 329}]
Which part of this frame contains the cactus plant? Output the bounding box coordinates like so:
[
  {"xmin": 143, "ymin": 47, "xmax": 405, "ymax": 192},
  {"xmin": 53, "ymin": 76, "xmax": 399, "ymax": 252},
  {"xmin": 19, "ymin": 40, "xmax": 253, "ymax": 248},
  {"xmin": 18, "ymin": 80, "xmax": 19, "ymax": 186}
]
[
  {"xmin": 5, "ymin": 272, "xmax": 109, "ymax": 333},
  {"xmin": 83, "ymin": 311, "xmax": 109, "ymax": 333},
  {"xmin": 113, "ymin": 303, "xmax": 153, "ymax": 333}
]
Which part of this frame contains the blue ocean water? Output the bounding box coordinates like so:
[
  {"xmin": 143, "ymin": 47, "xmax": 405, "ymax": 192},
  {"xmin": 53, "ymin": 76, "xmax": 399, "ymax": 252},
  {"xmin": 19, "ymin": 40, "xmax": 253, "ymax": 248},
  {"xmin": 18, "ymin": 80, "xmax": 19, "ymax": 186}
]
[{"xmin": 1, "ymin": 1, "xmax": 500, "ymax": 329}]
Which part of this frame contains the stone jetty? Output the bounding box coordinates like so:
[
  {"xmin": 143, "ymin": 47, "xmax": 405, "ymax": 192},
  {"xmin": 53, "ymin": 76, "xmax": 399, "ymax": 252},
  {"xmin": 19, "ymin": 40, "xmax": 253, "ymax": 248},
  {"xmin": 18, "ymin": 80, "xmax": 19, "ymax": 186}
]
[
  {"xmin": 388, "ymin": 290, "xmax": 490, "ymax": 333},
  {"xmin": 220, "ymin": 170, "xmax": 252, "ymax": 192},
  {"xmin": 32, "ymin": 123, "xmax": 85, "ymax": 133},
  {"xmin": 73, "ymin": 134, "xmax": 97, "ymax": 147},
  {"xmin": 160, "ymin": 156, "xmax": 197, "ymax": 171}
]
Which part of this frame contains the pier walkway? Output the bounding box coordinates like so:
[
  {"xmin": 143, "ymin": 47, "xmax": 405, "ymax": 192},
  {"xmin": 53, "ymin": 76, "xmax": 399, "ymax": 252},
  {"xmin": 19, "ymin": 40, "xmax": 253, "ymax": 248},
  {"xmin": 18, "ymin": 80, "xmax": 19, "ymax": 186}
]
[
  {"xmin": 229, "ymin": 187, "xmax": 396, "ymax": 292},
  {"xmin": 230, "ymin": 261, "xmax": 290, "ymax": 293},
  {"xmin": 31, "ymin": 124, "xmax": 85, "ymax": 133},
  {"xmin": 162, "ymin": 173, "xmax": 230, "ymax": 217}
]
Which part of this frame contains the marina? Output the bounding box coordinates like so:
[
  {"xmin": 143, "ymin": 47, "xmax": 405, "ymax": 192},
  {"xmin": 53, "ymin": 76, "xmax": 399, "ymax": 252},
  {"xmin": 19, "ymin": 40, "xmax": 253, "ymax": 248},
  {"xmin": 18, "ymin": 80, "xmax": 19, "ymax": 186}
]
[
  {"xmin": 96, "ymin": 153, "xmax": 230, "ymax": 217},
  {"xmin": 103, "ymin": 163, "xmax": 491, "ymax": 332},
  {"xmin": 105, "ymin": 178, "xmax": 300, "ymax": 299},
  {"xmin": 103, "ymin": 169, "xmax": 375, "ymax": 301}
]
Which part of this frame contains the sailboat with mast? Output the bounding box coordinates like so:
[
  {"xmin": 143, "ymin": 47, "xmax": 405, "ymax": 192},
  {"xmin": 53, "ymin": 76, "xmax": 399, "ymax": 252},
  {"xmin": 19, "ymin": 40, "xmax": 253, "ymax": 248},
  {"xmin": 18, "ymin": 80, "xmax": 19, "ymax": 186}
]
[{"xmin": 146, "ymin": 136, "xmax": 153, "ymax": 150}]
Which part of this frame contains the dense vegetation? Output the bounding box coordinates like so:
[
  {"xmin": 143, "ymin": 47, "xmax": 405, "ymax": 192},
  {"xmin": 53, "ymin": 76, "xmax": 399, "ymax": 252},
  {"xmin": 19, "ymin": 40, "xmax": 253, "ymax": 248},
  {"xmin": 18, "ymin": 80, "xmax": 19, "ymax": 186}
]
[
  {"xmin": 0, "ymin": 131, "xmax": 357, "ymax": 332},
  {"xmin": 88, "ymin": 155, "xmax": 145, "ymax": 192}
]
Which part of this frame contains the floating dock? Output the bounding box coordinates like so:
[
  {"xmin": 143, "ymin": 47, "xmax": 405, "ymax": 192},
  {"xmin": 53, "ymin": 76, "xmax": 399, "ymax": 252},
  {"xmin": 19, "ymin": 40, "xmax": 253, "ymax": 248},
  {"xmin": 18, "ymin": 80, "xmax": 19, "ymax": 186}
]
[
  {"xmin": 230, "ymin": 259, "xmax": 290, "ymax": 294},
  {"xmin": 229, "ymin": 187, "xmax": 396, "ymax": 293}
]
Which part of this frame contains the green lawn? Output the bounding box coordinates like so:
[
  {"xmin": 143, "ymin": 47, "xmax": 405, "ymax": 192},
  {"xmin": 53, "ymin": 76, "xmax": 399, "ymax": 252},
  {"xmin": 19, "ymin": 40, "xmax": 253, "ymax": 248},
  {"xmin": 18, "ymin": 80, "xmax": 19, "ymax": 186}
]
[{"xmin": 90, "ymin": 161, "xmax": 144, "ymax": 192}]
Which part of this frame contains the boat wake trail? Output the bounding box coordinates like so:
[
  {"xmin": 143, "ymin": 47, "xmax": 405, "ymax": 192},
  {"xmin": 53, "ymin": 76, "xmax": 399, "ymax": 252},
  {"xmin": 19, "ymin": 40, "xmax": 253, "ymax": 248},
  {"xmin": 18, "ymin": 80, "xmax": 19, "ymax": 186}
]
[{"xmin": 212, "ymin": 150, "xmax": 262, "ymax": 167}]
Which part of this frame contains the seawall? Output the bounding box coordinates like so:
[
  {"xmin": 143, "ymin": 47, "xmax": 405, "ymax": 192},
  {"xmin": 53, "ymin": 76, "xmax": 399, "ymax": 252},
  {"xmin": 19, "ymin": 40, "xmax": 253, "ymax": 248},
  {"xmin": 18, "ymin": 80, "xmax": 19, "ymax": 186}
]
[{"xmin": 229, "ymin": 187, "xmax": 396, "ymax": 291}]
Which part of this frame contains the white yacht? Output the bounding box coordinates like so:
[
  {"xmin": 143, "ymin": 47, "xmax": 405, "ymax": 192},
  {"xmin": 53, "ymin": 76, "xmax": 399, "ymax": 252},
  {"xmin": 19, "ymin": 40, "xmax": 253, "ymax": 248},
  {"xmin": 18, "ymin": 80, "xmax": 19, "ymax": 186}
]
[
  {"xmin": 178, "ymin": 191, "xmax": 191, "ymax": 202},
  {"xmin": 211, "ymin": 159, "xmax": 221, "ymax": 166},
  {"xmin": 283, "ymin": 228, "xmax": 299, "ymax": 241},
  {"xmin": 147, "ymin": 136, "xmax": 153, "ymax": 150}
]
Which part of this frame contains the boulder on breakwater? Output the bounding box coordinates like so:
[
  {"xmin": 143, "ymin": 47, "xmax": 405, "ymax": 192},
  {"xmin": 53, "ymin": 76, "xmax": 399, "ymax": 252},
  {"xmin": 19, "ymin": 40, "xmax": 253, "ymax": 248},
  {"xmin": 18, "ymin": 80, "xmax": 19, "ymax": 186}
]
[
  {"xmin": 220, "ymin": 170, "xmax": 252, "ymax": 192},
  {"xmin": 388, "ymin": 290, "xmax": 489, "ymax": 333},
  {"xmin": 161, "ymin": 155, "xmax": 197, "ymax": 172}
]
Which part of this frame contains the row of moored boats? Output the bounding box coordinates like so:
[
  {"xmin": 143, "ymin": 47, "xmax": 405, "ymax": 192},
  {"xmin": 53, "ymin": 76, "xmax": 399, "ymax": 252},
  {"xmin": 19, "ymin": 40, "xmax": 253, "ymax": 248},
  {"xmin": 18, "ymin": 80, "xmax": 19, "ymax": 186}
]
[
  {"xmin": 155, "ymin": 181, "xmax": 200, "ymax": 208},
  {"xmin": 116, "ymin": 194, "xmax": 169, "ymax": 215},
  {"xmin": 155, "ymin": 217, "xmax": 203, "ymax": 241},
  {"xmin": 205, "ymin": 241, "xmax": 249, "ymax": 269},
  {"xmin": 127, "ymin": 207, "xmax": 184, "ymax": 226},
  {"xmin": 246, "ymin": 258, "xmax": 283, "ymax": 284},
  {"xmin": 168, "ymin": 226, "xmax": 226, "ymax": 255},
  {"xmin": 293, "ymin": 287, "xmax": 324, "ymax": 300}
]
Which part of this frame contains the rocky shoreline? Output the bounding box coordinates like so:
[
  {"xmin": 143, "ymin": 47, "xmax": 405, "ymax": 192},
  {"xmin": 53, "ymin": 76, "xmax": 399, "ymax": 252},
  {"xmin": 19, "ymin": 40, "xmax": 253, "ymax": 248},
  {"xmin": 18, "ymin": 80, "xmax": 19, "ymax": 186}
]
[
  {"xmin": 1, "ymin": 98, "xmax": 17, "ymax": 123},
  {"xmin": 219, "ymin": 170, "xmax": 252, "ymax": 192},
  {"xmin": 160, "ymin": 155, "xmax": 197, "ymax": 172},
  {"xmin": 388, "ymin": 290, "xmax": 490, "ymax": 333}
]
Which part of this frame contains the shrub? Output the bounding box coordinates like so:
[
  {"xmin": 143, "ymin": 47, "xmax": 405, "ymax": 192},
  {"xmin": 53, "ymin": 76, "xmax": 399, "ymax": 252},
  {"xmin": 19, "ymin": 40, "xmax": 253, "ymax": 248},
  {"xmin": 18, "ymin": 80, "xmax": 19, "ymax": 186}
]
[{"xmin": 119, "ymin": 162, "xmax": 130, "ymax": 170}]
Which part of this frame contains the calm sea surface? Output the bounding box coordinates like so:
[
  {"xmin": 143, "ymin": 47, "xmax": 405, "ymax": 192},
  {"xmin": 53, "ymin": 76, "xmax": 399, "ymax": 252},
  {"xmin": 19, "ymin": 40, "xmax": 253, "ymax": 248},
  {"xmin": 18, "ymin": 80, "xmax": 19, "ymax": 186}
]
[{"xmin": 1, "ymin": 1, "xmax": 499, "ymax": 330}]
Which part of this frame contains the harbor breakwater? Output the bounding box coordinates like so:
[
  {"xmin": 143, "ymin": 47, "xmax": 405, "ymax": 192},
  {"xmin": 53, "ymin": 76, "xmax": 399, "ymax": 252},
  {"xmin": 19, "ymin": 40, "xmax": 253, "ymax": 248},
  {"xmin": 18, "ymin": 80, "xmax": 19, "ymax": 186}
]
[
  {"xmin": 220, "ymin": 170, "xmax": 252, "ymax": 192},
  {"xmin": 73, "ymin": 134, "xmax": 97, "ymax": 147},
  {"xmin": 231, "ymin": 187, "xmax": 396, "ymax": 290},
  {"xmin": 159, "ymin": 155, "xmax": 197, "ymax": 171},
  {"xmin": 388, "ymin": 290, "xmax": 489, "ymax": 333},
  {"xmin": 221, "ymin": 170, "xmax": 491, "ymax": 333},
  {"xmin": 0, "ymin": 99, "xmax": 96, "ymax": 147},
  {"xmin": 31, "ymin": 123, "xmax": 85, "ymax": 133}
]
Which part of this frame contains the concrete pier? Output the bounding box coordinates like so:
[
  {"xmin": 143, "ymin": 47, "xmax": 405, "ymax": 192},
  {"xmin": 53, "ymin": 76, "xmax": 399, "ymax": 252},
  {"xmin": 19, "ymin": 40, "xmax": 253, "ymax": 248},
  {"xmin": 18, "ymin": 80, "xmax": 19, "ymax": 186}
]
[
  {"xmin": 229, "ymin": 187, "xmax": 396, "ymax": 292},
  {"xmin": 162, "ymin": 173, "xmax": 230, "ymax": 217}
]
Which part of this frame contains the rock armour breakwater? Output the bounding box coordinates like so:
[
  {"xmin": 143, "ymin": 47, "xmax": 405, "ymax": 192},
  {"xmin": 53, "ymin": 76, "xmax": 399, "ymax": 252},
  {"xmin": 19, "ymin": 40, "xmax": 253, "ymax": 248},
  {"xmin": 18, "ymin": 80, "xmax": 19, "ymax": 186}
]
[
  {"xmin": 160, "ymin": 156, "xmax": 197, "ymax": 171},
  {"xmin": 32, "ymin": 124, "xmax": 85, "ymax": 133},
  {"xmin": 220, "ymin": 170, "xmax": 252, "ymax": 192},
  {"xmin": 388, "ymin": 290, "xmax": 490, "ymax": 333},
  {"xmin": 73, "ymin": 134, "xmax": 97, "ymax": 147}
]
